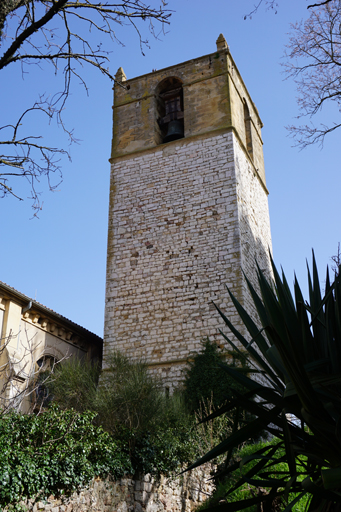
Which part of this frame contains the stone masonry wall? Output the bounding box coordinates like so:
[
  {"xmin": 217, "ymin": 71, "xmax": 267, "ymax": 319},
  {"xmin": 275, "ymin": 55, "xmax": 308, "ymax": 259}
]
[
  {"xmin": 228, "ymin": 65, "xmax": 265, "ymax": 185},
  {"xmin": 13, "ymin": 466, "xmax": 215, "ymax": 512},
  {"xmin": 233, "ymin": 136, "xmax": 273, "ymax": 326},
  {"xmin": 104, "ymin": 129, "xmax": 271, "ymax": 388},
  {"xmin": 111, "ymin": 52, "xmax": 229, "ymax": 158}
]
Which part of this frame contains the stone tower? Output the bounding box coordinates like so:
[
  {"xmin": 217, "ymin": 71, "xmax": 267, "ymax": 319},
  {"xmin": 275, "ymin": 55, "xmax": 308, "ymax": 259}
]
[{"xmin": 104, "ymin": 35, "xmax": 272, "ymax": 388}]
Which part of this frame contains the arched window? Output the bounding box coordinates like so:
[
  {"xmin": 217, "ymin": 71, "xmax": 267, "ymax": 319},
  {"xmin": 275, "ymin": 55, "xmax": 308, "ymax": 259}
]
[
  {"xmin": 243, "ymin": 100, "xmax": 253, "ymax": 160},
  {"xmin": 156, "ymin": 77, "xmax": 184, "ymax": 144},
  {"xmin": 33, "ymin": 355, "xmax": 56, "ymax": 410}
]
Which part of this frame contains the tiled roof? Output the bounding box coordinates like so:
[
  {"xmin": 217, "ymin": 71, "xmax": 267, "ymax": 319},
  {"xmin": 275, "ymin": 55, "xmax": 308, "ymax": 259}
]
[{"xmin": 0, "ymin": 280, "xmax": 102, "ymax": 343}]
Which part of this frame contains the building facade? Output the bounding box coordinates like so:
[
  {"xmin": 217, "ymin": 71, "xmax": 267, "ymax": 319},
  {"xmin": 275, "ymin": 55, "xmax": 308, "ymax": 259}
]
[
  {"xmin": 104, "ymin": 35, "xmax": 272, "ymax": 388},
  {"xmin": 0, "ymin": 281, "xmax": 102, "ymax": 412}
]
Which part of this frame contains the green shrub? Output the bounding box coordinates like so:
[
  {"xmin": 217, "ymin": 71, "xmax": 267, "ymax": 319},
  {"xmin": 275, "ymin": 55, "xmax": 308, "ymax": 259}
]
[
  {"xmin": 198, "ymin": 439, "xmax": 309, "ymax": 512},
  {"xmin": 96, "ymin": 351, "xmax": 166, "ymax": 436},
  {"xmin": 0, "ymin": 405, "xmax": 131, "ymax": 508},
  {"xmin": 183, "ymin": 339, "xmax": 254, "ymax": 452},
  {"xmin": 51, "ymin": 350, "xmax": 255, "ymax": 477},
  {"xmin": 48, "ymin": 356, "xmax": 100, "ymax": 413},
  {"xmin": 49, "ymin": 351, "xmax": 201, "ymax": 474},
  {"xmin": 183, "ymin": 338, "xmax": 248, "ymax": 412},
  {"xmin": 188, "ymin": 253, "xmax": 341, "ymax": 511},
  {"xmin": 133, "ymin": 424, "xmax": 199, "ymax": 476},
  {"xmin": 49, "ymin": 351, "xmax": 167, "ymax": 438},
  {"xmin": 194, "ymin": 396, "xmax": 234, "ymax": 458},
  {"xmin": 51, "ymin": 351, "xmax": 193, "ymax": 433}
]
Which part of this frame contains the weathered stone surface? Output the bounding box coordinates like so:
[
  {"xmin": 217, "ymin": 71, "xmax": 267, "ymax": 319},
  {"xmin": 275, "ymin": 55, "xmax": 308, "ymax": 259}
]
[
  {"xmin": 105, "ymin": 132, "xmax": 272, "ymax": 387},
  {"xmin": 104, "ymin": 36, "xmax": 273, "ymax": 388},
  {"xmin": 12, "ymin": 466, "xmax": 215, "ymax": 512}
]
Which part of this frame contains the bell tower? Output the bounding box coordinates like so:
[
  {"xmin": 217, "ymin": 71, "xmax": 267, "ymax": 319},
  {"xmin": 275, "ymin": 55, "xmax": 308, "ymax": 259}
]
[{"xmin": 104, "ymin": 35, "xmax": 272, "ymax": 388}]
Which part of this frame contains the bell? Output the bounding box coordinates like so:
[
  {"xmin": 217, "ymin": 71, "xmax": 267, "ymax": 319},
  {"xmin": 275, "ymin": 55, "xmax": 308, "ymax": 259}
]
[{"xmin": 163, "ymin": 120, "xmax": 184, "ymax": 143}]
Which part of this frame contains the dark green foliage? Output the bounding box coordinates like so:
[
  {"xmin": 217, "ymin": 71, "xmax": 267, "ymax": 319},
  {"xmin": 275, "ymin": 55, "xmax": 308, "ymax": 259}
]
[
  {"xmin": 188, "ymin": 253, "xmax": 341, "ymax": 511},
  {"xmin": 48, "ymin": 357, "xmax": 100, "ymax": 413},
  {"xmin": 49, "ymin": 352, "xmax": 166, "ymax": 436},
  {"xmin": 198, "ymin": 439, "xmax": 309, "ymax": 512},
  {"xmin": 51, "ymin": 352, "xmax": 190, "ymax": 440},
  {"xmin": 0, "ymin": 355, "xmax": 201, "ymax": 510},
  {"xmin": 96, "ymin": 351, "xmax": 167, "ymax": 436},
  {"xmin": 183, "ymin": 339, "xmax": 247, "ymax": 412},
  {"xmin": 183, "ymin": 340, "xmax": 255, "ymax": 471},
  {"xmin": 49, "ymin": 352, "xmax": 199, "ymax": 475},
  {"xmin": 133, "ymin": 425, "xmax": 199, "ymax": 476},
  {"xmin": 0, "ymin": 405, "xmax": 131, "ymax": 509}
]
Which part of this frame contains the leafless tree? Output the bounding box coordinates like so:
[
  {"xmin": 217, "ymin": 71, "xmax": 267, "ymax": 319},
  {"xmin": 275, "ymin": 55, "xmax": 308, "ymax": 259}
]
[
  {"xmin": 284, "ymin": 0, "xmax": 341, "ymax": 147},
  {"xmin": 331, "ymin": 242, "xmax": 341, "ymax": 277},
  {"xmin": 244, "ymin": 0, "xmax": 333, "ymax": 19},
  {"xmin": 245, "ymin": 1, "xmax": 341, "ymax": 148},
  {"xmin": 243, "ymin": 0, "xmax": 279, "ymax": 19},
  {"xmin": 0, "ymin": 327, "xmax": 62, "ymax": 414},
  {"xmin": 0, "ymin": 0, "xmax": 171, "ymax": 215}
]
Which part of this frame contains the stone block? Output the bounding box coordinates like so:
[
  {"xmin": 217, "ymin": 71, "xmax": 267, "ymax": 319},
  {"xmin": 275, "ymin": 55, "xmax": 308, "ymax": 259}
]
[
  {"xmin": 134, "ymin": 502, "xmax": 143, "ymax": 512},
  {"xmin": 142, "ymin": 482, "xmax": 153, "ymax": 492}
]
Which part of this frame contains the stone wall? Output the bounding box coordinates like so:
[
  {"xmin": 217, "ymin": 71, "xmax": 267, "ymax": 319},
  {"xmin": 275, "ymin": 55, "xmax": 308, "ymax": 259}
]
[
  {"xmin": 233, "ymin": 135, "xmax": 273, "ymax": 328},
  {"xmin": 105, "ymin": 131, "xmax": 239, "ymax": 387},
  {"xmin": 14, "ymin": 466, "xmax": 215, "ymax": 512},
  {"xmin": 111, "ymin": 52, "xmax": 230, "ymax": 158},
  {"xmin": 111, "ymin": 37, "xmax": 265, "ymax": 185},
  {"xmin": 104, "ymin": 128, "xmax": 272, "ymax": 389}
]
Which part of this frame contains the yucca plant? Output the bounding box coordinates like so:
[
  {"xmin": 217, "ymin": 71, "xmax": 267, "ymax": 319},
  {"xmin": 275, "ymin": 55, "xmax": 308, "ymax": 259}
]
[{"xmin": 188, "ymin": 253, "xmax": 341, "ymax": 512}]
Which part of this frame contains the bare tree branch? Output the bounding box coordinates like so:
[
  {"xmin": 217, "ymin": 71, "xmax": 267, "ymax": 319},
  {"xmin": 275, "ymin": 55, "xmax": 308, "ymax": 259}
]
[
  {"xmin": 0, "ymin": 99, "xmax": 68, "ymax": 214},
  {"xmin": 284, "ymin": 0, "xmax": 341, "ymax": 147},
  {"xmin": 243, "ymin": 0, "xmax": 334, "ymax": 19},
  {"xmin": 0, "ymin": 0, "xmax": 171, "ymax": 214},
  {"xmin": 0, "ymin": 0, "xmax": 69, "ymax": 69},
  {"xmin": 244, "ymin": 0, "xmax": 278, "ymax": 20},
  {"xmin": 308, "ymin": 1, "xmax": 333, "ymax": 8},
  {"xmin": 0, "ymin": 328, "xmax": 67, "ymax": 414},
  {"xmin": 331, "ymin": 242, "xmax": 341, "ymax": 276}
]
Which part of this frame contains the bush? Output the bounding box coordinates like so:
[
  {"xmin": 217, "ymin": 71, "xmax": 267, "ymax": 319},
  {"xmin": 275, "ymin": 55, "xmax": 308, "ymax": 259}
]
[
  {"xmin": 198, "ymin": 439, "xmax": 309, "ymax": 512},
  {"xmin": 188, "ymin": 253, "xmax": 341, "ymax": 511},
  {"xmin": 133, "ymin": 424, "xmax": 200, "ymax": 476},
  {"xmin": 183, "ymin": 338, "xmax": 248, "ymax": 412},
  {"xmin": 194, "ymin": 396, "xmax": 234, "ymax": 458},
  {"xmin": 51, "ymin": 349, "xmax": 255, "ymax": 477},
  {"xmin": 0, "ymin": 405, "xmax": 131, "ymax": 508},
  {"xmin": 49, "ymin": 351, "xmax": 201, "ymax": 475},
  {"xmin": 47, "ymin": 356, "xmax": 100, "ymax": 413},
  {"xmin": 184, "ymin": 338, "xmax": 248, "ymax": 418},
  {"xmin": 96, "ymin": 351, "xmax": 166, "ymax": 436},
  {"xmin": 0, "ymin": 354, "xmax": 203, "ymax": 511},
  {"xmin": 49, "ymin": 351, "xmax": 166, "ymax": 437}
]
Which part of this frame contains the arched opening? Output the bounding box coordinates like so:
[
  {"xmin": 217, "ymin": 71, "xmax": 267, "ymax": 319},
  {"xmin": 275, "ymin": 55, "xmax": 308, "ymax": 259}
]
[
  {"xmin": 156, "ymin": 77, "xmax": 184, "ymax": 144},
  {"xmin": 33, "ymin": 355, "xmax": 57, "ymax": 410},
  {"xmin": 243, "ymin": 99, "xmax": 253, "ymax": 160}
]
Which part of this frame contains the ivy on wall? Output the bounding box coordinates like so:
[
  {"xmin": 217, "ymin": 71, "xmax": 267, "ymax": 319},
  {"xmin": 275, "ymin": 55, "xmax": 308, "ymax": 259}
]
[{"xmin": 0, "ymin": 405, "xmax": 132, "ymax": 509}]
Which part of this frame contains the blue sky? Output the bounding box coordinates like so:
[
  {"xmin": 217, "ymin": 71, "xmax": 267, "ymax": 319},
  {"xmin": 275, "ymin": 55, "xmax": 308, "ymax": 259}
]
[{"xmin": 1, "ymin": 0, "xmax": 339, "ymax": 336}]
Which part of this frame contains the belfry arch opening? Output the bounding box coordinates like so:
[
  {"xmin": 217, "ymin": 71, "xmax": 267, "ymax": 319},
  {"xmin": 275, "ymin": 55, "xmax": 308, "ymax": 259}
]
[
  {"xmin": 243, "ymin": 99, "xmax": 253, "ymax": 161},
  {"xmin": 156, "ymin": 77, "xmax": 184, "ymax": 144}
]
